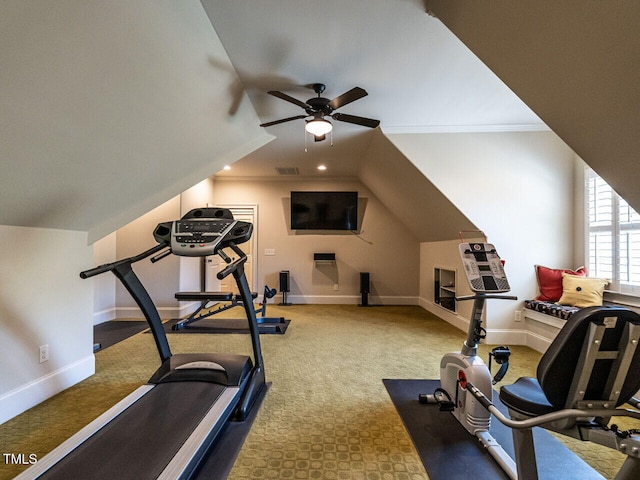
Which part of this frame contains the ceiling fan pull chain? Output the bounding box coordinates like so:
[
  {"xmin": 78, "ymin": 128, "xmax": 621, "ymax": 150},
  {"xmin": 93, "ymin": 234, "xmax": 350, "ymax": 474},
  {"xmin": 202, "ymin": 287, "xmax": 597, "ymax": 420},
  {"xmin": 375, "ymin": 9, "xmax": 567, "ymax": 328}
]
[{"xmin": 304, "ymin": 126, "xmax": 308, "ymax": 153}]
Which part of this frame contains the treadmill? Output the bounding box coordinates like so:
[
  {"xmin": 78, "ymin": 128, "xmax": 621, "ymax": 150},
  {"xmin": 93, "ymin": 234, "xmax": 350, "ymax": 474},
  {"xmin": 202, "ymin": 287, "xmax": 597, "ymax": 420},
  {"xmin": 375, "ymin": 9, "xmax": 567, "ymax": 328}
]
[{"xmin": 17, "ymin": 208, "xmax": 266, "ymax": 480}]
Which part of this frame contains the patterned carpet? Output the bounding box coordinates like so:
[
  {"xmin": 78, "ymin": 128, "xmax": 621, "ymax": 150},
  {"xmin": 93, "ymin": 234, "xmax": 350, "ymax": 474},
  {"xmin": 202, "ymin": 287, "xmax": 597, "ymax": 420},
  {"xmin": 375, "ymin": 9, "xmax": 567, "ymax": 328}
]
[{"xmin": 0, "ymin": 305, "xmax": 635, "ymax": 479}]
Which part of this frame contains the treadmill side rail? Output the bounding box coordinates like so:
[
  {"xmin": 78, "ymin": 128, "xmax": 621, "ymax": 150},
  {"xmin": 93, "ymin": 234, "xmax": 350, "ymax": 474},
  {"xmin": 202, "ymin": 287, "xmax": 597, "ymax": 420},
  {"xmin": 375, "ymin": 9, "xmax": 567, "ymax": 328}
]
[
  {"xmin": 158, "ymin": 387, "xmax": 240, "ymax": 480},
  {"xmin": 13, "ymin": 385, "xmax": 154, "ymax": 480}
]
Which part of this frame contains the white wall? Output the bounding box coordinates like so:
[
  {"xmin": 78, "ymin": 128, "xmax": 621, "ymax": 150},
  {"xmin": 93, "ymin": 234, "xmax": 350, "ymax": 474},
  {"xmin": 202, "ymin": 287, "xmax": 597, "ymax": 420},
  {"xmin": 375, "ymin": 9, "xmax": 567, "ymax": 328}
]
[
  {"xmin": 0, "ymin": 226, "xmax": 94, "ymax": 424},
  {"xmin": 212, "ymin": 178, "xmax": 421, "ymax": 304},
  {"xmin": 361, "ymin": 130, "xmax": 477, "ymax": 242},
  {"xmin": 91, "ymin": 232, "xmax": 117, "ymax": 325},
  {"xmin": 389, "ymin": 131, "xmax": 577, "ymax": 346},
  {"xmin": 115, "ymin": 197, "xmax": 182, "ymax": 319},
  {"xmin": 104, "ymin": 175, "xmax": 420, "ymax": 315}
]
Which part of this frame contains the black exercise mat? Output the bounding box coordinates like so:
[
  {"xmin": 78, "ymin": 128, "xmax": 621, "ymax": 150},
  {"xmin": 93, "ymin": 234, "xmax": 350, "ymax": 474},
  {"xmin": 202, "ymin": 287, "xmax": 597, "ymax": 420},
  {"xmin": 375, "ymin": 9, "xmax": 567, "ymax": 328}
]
[
  {"xmin": 162, "ymin": 318, "xmax": 290, "ymax": 335},
  {"xmin": 384, "ymin": 379, "xmax": 603, "ymax": 480},
  {"xmin": 94, "ymin": 320, "xmax": 149, "ymax": 351},
  {"xmin": 193, "ymin": 383, "xmax": 268, "ymax": 480}
]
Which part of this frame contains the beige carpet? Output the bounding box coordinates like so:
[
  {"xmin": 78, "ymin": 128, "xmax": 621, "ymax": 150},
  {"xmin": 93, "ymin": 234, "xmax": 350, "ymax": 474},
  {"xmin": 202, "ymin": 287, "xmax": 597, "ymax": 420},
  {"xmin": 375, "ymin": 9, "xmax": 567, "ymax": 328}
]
[{"xmin": 0, "ymin": 305, "xmax": 634, "ymax": 479}]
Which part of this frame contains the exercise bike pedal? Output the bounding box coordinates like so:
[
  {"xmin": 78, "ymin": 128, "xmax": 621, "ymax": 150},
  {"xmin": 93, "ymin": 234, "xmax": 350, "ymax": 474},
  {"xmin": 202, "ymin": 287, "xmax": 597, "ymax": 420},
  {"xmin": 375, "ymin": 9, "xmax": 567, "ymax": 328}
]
[{"xmin": 418, "ymin": 391, "xmax": 454, "ymax": 411}]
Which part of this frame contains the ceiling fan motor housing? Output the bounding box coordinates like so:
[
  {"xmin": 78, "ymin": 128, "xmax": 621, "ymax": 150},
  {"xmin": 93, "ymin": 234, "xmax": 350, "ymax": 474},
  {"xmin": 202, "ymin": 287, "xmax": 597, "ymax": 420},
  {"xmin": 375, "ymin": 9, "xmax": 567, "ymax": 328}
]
[{"xmin": 305, "ymin": 97, "xmax": 332, "ymax": 116}]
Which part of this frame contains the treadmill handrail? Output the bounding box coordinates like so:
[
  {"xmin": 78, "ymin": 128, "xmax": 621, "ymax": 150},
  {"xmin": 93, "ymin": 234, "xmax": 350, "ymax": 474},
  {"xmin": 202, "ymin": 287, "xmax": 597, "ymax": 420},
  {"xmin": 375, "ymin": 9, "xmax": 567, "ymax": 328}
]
[
  {"xmin": 80, "ymin": 241, "xmax": 173, "ymax": 362},
  {"xmin": 80, "ymin": 242, "xmax": 168, "ymax": 279},
  {"xmin": 216, "ymin": 245, "xmax": 248, "ymax": 280}
]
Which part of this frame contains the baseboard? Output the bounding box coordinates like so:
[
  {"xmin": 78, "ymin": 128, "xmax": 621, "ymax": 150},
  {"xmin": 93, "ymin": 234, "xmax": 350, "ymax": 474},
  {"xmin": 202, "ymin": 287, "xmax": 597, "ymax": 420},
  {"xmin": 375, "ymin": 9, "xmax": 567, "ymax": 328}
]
[
  {"xmin": 115, "ymin": 305, "xmax": 182, "ymax": 320},
  {"xmin": 0, "ymin": 355, "xmax": 95, "ymax": 425},
  {"xmin": 420, "ymin": 298, "xmax": 469, "ymax": 331},
  {"xmin": 420, "ymin": 298, "xmax": 552, "ymax": 353},
  {"xmin": 281, "ymin": 294, "xmax": 419, "ymax": 305},
  {"xmin": 523, "ymin": 331, "xmax": 553, "ymax": 353},
  {"xmin": 488, "ymin": 321, "xmax": 554, "ymax": 352},
  {"xmin": 484, "ymin": 329, "xmax": 527, "ymax": 346},
  {"xmin": 175, "ymin": 301, "xmax": 202, "ymax": 318},
  {"xmin": 93, "ymin": 307, "xmax": 116, "ymax": 325},
  {"xmin": 96, "ymin": 305, "xmax": 190, "ymax": 324}
]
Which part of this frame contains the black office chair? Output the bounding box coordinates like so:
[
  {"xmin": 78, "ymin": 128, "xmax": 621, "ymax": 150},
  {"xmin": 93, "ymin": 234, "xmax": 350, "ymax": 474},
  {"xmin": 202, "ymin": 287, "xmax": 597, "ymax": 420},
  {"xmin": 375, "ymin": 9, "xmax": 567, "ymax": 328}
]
[{"xmin": 499, "ymin": 306, "xmax": 640, "ymax": 480}]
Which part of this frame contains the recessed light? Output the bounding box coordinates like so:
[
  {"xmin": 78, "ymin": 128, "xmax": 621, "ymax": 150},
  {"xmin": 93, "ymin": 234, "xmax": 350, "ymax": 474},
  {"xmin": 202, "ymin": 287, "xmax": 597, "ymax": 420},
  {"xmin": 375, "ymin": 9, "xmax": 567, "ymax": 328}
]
[
  {"xmin": 317, "ymin": 165, "xmax": 327, "ymax": 171},
  {"xmin": 223, "ymin": 165, "xmax": 231, "ymax": 171}
]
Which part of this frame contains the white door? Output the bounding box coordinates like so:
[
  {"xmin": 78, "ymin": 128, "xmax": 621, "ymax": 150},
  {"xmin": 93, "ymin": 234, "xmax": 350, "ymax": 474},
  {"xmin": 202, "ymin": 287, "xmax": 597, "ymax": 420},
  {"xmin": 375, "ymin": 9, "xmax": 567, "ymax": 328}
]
[{"xmin": 205, "ymin": 205, "xmax": 257, "ymax": 294}]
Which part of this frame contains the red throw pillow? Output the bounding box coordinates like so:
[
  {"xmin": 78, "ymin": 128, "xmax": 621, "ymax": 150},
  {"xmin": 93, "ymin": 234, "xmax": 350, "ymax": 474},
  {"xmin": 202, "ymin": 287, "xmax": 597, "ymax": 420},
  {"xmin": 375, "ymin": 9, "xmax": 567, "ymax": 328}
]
[{"xmin": 535, "ymin": 265, "xmax": 587, "ymax": 302}]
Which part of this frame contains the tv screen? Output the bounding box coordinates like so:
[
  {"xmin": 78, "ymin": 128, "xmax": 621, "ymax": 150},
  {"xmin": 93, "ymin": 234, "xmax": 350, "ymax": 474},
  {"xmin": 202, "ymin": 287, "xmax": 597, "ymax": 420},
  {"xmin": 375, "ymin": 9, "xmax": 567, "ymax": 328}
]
[{"xmin": 291, "ymin": 191, "xmax": 358, "ymax": 230}]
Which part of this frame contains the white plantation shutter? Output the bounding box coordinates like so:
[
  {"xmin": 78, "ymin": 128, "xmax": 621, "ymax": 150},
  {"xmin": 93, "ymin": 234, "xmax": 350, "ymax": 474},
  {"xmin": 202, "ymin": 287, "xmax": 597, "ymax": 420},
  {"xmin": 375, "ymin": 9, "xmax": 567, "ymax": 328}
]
[{"xmin": 585, "ymin": 168, "xmax": 640, "ymax": 294}]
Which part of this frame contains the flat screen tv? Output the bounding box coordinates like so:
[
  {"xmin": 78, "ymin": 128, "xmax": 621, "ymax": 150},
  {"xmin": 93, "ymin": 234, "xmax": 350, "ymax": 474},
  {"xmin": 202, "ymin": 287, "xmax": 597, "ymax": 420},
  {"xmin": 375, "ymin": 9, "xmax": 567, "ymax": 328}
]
[{"xmin": 290, "ymin": 191, "xmax": 358, "ymax": 230}]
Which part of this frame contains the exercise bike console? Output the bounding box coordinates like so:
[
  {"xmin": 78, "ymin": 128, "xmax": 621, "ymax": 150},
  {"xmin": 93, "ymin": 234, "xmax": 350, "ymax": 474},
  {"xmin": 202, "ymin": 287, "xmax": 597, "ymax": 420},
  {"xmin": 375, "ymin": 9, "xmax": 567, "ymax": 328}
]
[{"xmin": 459, "ymin": 242, "xmax": 510, "ymax": 292}]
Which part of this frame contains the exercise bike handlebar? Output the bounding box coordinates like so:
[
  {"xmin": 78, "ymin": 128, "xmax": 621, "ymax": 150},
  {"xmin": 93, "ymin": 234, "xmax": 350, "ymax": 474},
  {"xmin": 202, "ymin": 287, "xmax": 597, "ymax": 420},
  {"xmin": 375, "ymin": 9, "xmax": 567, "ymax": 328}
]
[
  {"xmin": 465, "ymin": 381, "xmax": 640, "ymax": 429},
  {"xmin": 80, "ymin": 242, "xmax": 168, "ymax": 279}
]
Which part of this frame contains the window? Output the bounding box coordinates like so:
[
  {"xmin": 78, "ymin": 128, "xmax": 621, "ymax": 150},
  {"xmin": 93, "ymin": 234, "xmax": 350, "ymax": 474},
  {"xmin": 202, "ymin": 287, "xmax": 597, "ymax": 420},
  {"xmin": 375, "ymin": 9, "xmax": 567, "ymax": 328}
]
[{"xmin": 585, "ymin": 168, "xmax": 640, "ymax": 295}]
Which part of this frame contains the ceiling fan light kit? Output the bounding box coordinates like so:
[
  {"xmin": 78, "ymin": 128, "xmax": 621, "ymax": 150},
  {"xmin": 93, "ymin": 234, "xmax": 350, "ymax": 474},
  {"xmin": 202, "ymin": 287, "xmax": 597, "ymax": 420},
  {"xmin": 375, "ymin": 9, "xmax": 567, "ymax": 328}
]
[
  {"xmin": 305, "ymin": 118, "xmax": 332, "ymax": 136},
  {"xmin": 260, "ymin": 83, "xmax": 380, "ymax": 144}
]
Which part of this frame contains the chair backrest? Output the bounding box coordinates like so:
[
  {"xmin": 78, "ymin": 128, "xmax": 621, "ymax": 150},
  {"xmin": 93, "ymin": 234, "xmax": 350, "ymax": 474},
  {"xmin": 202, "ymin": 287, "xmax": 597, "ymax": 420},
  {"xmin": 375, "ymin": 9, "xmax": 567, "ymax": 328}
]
[{"xmin": 537, "ymin": 306, "xmax": 640, "ymax": 409}]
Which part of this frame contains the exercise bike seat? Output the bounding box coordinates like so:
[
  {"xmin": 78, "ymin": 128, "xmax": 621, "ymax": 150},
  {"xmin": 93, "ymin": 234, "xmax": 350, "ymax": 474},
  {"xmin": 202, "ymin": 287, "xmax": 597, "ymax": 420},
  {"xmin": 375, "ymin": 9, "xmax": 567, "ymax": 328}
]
[
  {"xmin": 500, "ymin": 306, "xmax": 640, "ymax": 417},
  {"xmin": 499, "ymin": 377, "xmax": 556, "ymax": 416}
]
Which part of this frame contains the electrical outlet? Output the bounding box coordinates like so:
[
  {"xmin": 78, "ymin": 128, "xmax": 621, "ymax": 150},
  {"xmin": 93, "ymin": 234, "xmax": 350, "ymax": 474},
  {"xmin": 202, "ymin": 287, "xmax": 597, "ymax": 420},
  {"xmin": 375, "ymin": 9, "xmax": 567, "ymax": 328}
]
[
  {"xmin": 264, "ymin": 248, "xmax": 276, "ymax": 256},
  {"xmin": 39, "ymin": 344, "xmax": 49, "ymax": 363},
  {"xmin": 334, "ymin": 284, "xmax": 339, "ymax": 291},
  {"xmin": 514, "ymin": 310, "xmax": 522, "ymax": 322}
]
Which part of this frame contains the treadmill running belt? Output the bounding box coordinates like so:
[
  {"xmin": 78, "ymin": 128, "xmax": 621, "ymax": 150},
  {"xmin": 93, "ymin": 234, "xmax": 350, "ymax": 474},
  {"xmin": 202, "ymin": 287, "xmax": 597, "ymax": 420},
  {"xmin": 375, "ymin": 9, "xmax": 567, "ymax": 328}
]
[{"xmin": 39, "ymin": 382, "xmax": 232, "ymax": 480}]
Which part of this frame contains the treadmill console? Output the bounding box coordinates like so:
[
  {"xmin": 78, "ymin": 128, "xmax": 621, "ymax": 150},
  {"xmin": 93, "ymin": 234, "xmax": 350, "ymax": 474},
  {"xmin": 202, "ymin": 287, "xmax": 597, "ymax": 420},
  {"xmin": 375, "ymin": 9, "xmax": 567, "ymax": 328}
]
[
  {"xmin": 153, "ymin": 208, "xmax": 252, "ymax": 257},
  {"xmin": 459, "ymin": 242, "xmax": 510, "ymax": 293}
]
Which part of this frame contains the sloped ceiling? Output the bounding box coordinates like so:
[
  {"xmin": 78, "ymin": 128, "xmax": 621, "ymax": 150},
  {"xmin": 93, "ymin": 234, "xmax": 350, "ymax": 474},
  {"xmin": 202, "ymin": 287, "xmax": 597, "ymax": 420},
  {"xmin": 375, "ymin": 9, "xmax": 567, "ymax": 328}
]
[
  {"xmin": 7, "ymin": 1, "xmax": 614, "ymax": 246},
  {"xmin": 359, "ymin": 130, "xmax": 475, "ymax": 242},
  {"xmin": 200, "ymin": 0, "xmax": 552, "ymax": 242},
  {"xmin": 204, "ymin": 0, "xmax": 546, "ymax": 180},
  {"xmin": 425, "ymin": 0, "xmax": 640, "ymax": 212},
  {"xmin": 0, "ymin": 0, "xmax": 272, "ymax": 242}
]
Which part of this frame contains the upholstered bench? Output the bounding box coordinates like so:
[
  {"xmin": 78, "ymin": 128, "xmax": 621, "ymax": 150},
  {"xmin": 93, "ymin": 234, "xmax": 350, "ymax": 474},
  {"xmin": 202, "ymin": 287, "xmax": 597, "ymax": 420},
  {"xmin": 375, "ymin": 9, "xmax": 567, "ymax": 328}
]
[
  {"xmin": 523, "ymin": 299, "xmax": 581, "ymax": 320},
  {"xmin": 523, "ymin": 264, "xmax": 608, "ymax": 333}
]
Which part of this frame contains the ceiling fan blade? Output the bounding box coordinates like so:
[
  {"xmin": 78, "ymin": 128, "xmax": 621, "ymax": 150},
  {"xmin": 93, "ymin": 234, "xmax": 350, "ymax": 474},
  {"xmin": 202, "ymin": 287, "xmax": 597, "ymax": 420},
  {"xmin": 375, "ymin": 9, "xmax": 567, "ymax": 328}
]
[
  {"xmin": 328, "ymin": 87, "xmax": 368, "ymax": 110},
  {"xmin": 332, "ymin": 112, "xmax": 380, "ymax": 128},
  {"xmin": 260, "ymin": 115, "xmax": 308, "ymax": 127},
  {"xmin": 267, "ymin": 91, "xmax": 310, "ymax": 109}
]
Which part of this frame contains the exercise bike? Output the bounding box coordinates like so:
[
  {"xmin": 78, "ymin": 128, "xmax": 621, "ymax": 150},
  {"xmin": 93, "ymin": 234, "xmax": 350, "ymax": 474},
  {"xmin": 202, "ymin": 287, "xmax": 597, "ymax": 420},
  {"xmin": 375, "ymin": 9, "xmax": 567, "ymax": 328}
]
[
  {"xmin": 421, "ymin": 241, "xmax": 518, "ymax": 474},
  {"xmin": 423, "ymin": 241, "xmax": 640, "ymax": 479}
]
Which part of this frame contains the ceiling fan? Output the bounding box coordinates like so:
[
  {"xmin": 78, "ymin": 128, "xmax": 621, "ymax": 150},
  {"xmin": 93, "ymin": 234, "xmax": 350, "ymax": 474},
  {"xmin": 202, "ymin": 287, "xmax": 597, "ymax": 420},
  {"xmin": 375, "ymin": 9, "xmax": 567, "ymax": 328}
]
[{"xmin": 259, "ymin": 83, "xmax": 380, "ymax": 141}]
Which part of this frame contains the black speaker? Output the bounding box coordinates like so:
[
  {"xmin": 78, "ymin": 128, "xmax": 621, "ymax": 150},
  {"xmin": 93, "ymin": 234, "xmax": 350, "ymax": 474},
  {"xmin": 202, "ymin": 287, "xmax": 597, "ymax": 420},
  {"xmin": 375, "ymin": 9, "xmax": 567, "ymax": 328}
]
[
  {"xmin": 279, "ymin": 270, "xmax": 290, "ymax": 292},
  {"xmin": 360, "ymin": 272, "xmax": 370, "ymax": 294},
  {"xmin": 359, "ymin": 272, "xmax": 371, "ymax": 307},
  {"xmin": 279, "ymin": 270, "xmax": 291, "ymax": 306}
]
